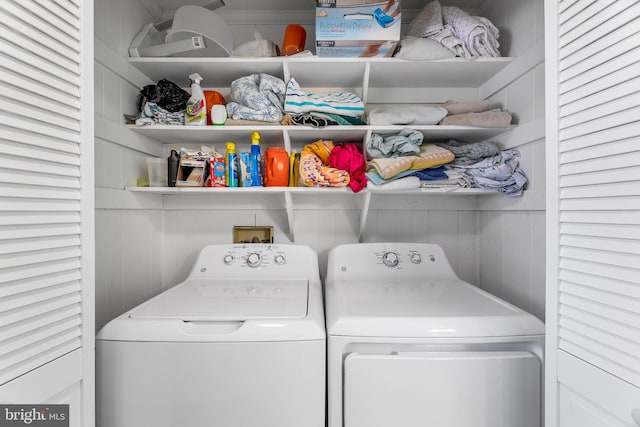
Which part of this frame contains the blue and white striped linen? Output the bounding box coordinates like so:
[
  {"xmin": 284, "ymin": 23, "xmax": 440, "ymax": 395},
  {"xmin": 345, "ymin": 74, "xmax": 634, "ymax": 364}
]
[{"xmin": 284, "ymin": 77, "xmax": 364, "ymax": 118}]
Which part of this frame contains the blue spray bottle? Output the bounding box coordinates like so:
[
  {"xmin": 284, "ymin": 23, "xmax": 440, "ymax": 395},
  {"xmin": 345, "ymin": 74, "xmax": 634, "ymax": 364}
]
[
  {"xmin": 225, "ymin": 141, "xmax": 238, "ymax": 187},
  {"xmin": 250, "ymin": 131, "xmax": 263, "ymax": 186}
]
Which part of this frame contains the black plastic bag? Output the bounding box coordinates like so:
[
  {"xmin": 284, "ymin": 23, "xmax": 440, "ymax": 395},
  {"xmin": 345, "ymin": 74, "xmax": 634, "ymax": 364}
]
[{"xmin": 138, "ymin": 78, "xmax": 190, "ymax": 113}]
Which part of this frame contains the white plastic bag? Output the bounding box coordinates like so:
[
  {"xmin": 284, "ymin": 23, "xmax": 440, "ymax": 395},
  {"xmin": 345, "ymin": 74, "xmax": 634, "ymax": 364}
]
[{"xmin": 232, "ymin": 32, "xmax": 279, "ymax": 57}]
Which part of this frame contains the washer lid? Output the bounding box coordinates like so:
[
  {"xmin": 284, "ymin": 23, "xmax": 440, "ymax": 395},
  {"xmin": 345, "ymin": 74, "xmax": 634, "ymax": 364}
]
[
  {"xmin": 326, "ymin": 279, "xmax": 544, "ymax": 338},
  {"xmin": 130, "ymin": 279, "xmax": 309, "ymax": 321}
]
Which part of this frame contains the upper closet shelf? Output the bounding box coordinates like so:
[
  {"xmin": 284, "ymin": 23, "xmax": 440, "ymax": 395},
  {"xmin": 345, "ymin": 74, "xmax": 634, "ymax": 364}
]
[
  {"xmin": 127, "ymin": 124, "xmax": 515, "ymax": 144},
  {"xmin": 129, "ymin": 57, "xmax": 514, "ymax": 89}
]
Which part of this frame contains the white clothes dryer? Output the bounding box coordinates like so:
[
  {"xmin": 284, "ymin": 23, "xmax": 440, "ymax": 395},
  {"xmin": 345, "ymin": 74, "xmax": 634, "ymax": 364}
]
[
  {"xmin": 97, "ymin": 244, "xmax": 325, "ymax": 427},
  {"xmin": 325, "ymin": 243, "xmax": 545, "ymax": 427}
]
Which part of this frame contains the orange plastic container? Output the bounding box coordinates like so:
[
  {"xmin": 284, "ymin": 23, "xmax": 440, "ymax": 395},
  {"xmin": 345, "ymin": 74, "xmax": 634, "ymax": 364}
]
[
  {"xmin": 204, "ymin": 90, "xmax": 225, "ymax": 125},
  {"xmin": 264, "ymin": 147, "xmax": 290, "ymax": 186},
  {"xmin": 282, "ymin": 24, "xmax": 306, "ymax": 56}
]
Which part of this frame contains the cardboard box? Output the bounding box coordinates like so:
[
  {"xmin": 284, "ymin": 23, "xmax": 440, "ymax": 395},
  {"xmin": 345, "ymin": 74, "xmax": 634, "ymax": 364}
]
[
  {"xmin": 233, "ymin": 226, "xmax": 274, "ymax": 244},
  {"xmin": 176, "ymin": 158, "xmax": 206, "ymax": 187},
  {"xmin": 316, "ymin": 0, "xmax": 400, "ymax": 57}
]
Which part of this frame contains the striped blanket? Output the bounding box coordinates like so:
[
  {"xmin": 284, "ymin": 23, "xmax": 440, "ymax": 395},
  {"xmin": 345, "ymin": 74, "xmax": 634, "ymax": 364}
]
[{"xmin": 284, "ymin": 77, "xmax": 364, "ymax": 118}]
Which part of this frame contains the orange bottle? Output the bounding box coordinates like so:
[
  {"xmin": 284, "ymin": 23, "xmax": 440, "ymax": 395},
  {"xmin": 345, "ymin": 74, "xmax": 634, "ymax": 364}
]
[
  {"xmin": 282, "ymin": 24, "xmax": 306, "ymax": 56},
  {"xmin": 264, "ymin": 147, "xmax": 290, "ymax": 186}
]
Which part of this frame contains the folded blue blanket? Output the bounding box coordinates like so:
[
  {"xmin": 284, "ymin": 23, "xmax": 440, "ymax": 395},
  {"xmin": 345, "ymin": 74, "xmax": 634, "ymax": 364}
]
[
  {"xmin": 366, "ymin": 165, "xmax": 447, "ymax": 185},
  {"xmin": 450, "ymin": 149, "xmax": 527, "ymax": 196},
  {"xmin": 226, "ymin": 73, "xmax": 286, "ymax": 122}
]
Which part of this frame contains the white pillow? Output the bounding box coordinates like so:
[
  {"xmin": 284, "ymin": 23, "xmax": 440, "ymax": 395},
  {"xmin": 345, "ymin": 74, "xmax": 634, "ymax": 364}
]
[{"xmin": 394, "ymin": 37, "xmax": 455, "ymax": 60}]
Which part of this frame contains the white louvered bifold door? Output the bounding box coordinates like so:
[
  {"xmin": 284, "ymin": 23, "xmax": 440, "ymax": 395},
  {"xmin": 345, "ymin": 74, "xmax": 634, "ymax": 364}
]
[
  {"xmin": 0, "ymin": 0, "xmax": 94, "ymax": 423},
  {"xmin": 546, "ymin": 0, "xmax": 640, "ymax": 426}
]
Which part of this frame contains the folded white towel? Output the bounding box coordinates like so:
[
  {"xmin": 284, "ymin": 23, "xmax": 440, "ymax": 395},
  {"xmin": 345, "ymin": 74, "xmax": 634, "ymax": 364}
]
[
  {"xmin": 368, "ymin": 176, "xmax": 421, "ymax": 191},
  {"xmin": 367, "ymin": 105, "xmax": 448, "ymax": 125}
]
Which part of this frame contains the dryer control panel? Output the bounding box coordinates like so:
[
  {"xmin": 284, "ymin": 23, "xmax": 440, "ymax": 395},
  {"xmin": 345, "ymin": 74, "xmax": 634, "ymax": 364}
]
[{"xmin": 327, "ymin": 243, "xmax": 458, "ymax": 282}]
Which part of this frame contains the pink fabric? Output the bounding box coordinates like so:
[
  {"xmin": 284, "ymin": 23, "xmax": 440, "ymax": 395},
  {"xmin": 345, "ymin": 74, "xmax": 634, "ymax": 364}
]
[{"xmin": 328, "ymin": 143, "xmax": 367, "ymax": 193}]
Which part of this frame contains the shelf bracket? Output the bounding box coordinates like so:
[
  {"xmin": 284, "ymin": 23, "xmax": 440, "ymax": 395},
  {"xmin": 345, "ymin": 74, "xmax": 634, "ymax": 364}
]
[
  {"xmin": 284, "ymin": 191, "xmax": 295, "ymax": 242},
  {"xmin": 357, "ymin": 191, "xmax": 372, "ymax": 243}
]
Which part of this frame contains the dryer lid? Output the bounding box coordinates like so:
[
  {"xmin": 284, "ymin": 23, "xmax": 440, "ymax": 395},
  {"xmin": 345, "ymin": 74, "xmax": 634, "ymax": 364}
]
[
  {"xmin": 326, "ymin": 279, "xmax": 544, "ymax": 338},
  {"xmin": 130, "ymin": 279, "xmax": 309, "ymax": 321}
]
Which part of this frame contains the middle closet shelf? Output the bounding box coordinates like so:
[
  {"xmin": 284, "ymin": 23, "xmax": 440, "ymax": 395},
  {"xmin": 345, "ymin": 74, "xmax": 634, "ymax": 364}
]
[{"xmin": 128, "ymin": 124, "xmax": 514, "ymax": 146}]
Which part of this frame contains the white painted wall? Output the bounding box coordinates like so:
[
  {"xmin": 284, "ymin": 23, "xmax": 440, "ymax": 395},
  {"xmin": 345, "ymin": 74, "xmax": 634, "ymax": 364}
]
[
  {"xmin": 94, "ymin": 0, "xmax": 546, "ymax": 330},
  {"xmin": 476, "ymin": 0, "xmax": 546, "ymax": 320}
]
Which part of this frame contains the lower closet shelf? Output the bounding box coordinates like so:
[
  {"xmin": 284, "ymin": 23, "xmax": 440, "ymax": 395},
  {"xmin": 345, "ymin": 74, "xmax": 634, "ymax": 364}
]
[{"xmin": 125, "ymin": 187, "xmax": 495, "ymax": 195}]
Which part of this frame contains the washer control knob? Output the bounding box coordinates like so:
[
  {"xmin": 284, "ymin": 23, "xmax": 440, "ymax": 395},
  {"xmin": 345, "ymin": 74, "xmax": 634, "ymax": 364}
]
[
  {"xmin": 382, "ymin": 251, "xmax": 399, "ymax": 267},
  {"xmin": 409, "ymin": 253, "xmax": 422, "ymax": 264},
  {"xmin": 274, "ymin": 254, "xmax": 286, "ymax": 265},
  {"xmin": 223, "ymin": 254, "xmax": 234, "ymax": 265},
  {"xmin": 246, "ymin": 253, "xmax": 262, "ymax": 268}
]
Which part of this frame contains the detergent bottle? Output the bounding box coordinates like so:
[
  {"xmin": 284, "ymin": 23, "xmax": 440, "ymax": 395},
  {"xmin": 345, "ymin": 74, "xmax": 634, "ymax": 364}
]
[
  {"xmin": 185, "ymin": 73, "xmax": 206, "ymax": 125},
  {"xmin": 250, "ymin": 131, "xmax": 263, "ymax": 186},
  {"xmin": 225, "ymin": 141, "xmax": 238, "ymax": 187}
]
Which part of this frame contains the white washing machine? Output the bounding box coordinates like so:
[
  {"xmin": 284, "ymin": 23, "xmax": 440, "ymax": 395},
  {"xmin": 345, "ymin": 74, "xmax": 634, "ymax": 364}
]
[
  {"xmin": 96, "ymin": 244, "xmax": 325, "ymax": 427},
  {"xmin": 325, "ymin": 243, "xmax": 545, "ymax": 427}
]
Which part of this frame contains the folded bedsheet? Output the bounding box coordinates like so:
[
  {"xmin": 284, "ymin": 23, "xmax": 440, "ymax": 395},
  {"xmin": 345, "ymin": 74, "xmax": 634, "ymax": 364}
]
[
  {"xmin": 368, "ymin": 144, "xmax": 455, "ymax": 180},
  {"xmin": 450, "ymin": 149, "xmax": 527, "ymax": 196}
]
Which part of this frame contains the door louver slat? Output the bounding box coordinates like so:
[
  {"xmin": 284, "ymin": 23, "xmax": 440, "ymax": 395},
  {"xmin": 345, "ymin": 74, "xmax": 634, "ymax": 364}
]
[{"xmin": 0, "ymin": 0, "xmax": 85, "ymax": 388}]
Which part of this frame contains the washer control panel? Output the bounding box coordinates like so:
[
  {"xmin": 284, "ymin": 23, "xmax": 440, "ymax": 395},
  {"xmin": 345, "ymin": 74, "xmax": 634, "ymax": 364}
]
[
  {"xmin": 218, "ymin": 246, "xmax": 287, "ymax": 269},
  {"xmin": 190, "ymin": 244, "xmax": 318, "ymax": 279}
]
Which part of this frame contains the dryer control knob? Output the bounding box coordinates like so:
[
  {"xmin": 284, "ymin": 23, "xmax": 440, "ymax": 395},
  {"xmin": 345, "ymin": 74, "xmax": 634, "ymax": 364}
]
[
  {"xmin": 409, "ymin": 253, "xmax": 422, "ymax": 264},
  {"xmin": 223, "ymin": 254, "xmax": 234, "ymax": 265},
  {"xmin": 246, "ymin": 253, "xmax": 262, "ymax": 268},
  {"xmin": 382, "ymin": 251, "xmax": 399, "ymax": 267},
  {"xmin": 274, "ymin": 254, "xmax": 286, "ymax": 265}
]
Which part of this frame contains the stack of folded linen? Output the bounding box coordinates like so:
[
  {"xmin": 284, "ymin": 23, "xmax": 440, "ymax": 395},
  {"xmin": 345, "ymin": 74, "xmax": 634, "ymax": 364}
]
[
  {"xmin": 439, "ymin": 100, "xmax": 512, "ymax": 128},
  {"xmin": 407, "ymin": 0, "xmax": 501, "ymax": 58},
  {"xmin": 365, "ymin": 129, "xmax": 456, "ymax": 190},
  {"xmin": 428, "ymin": 140, "xmax": 528, "ymax": 196}
]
